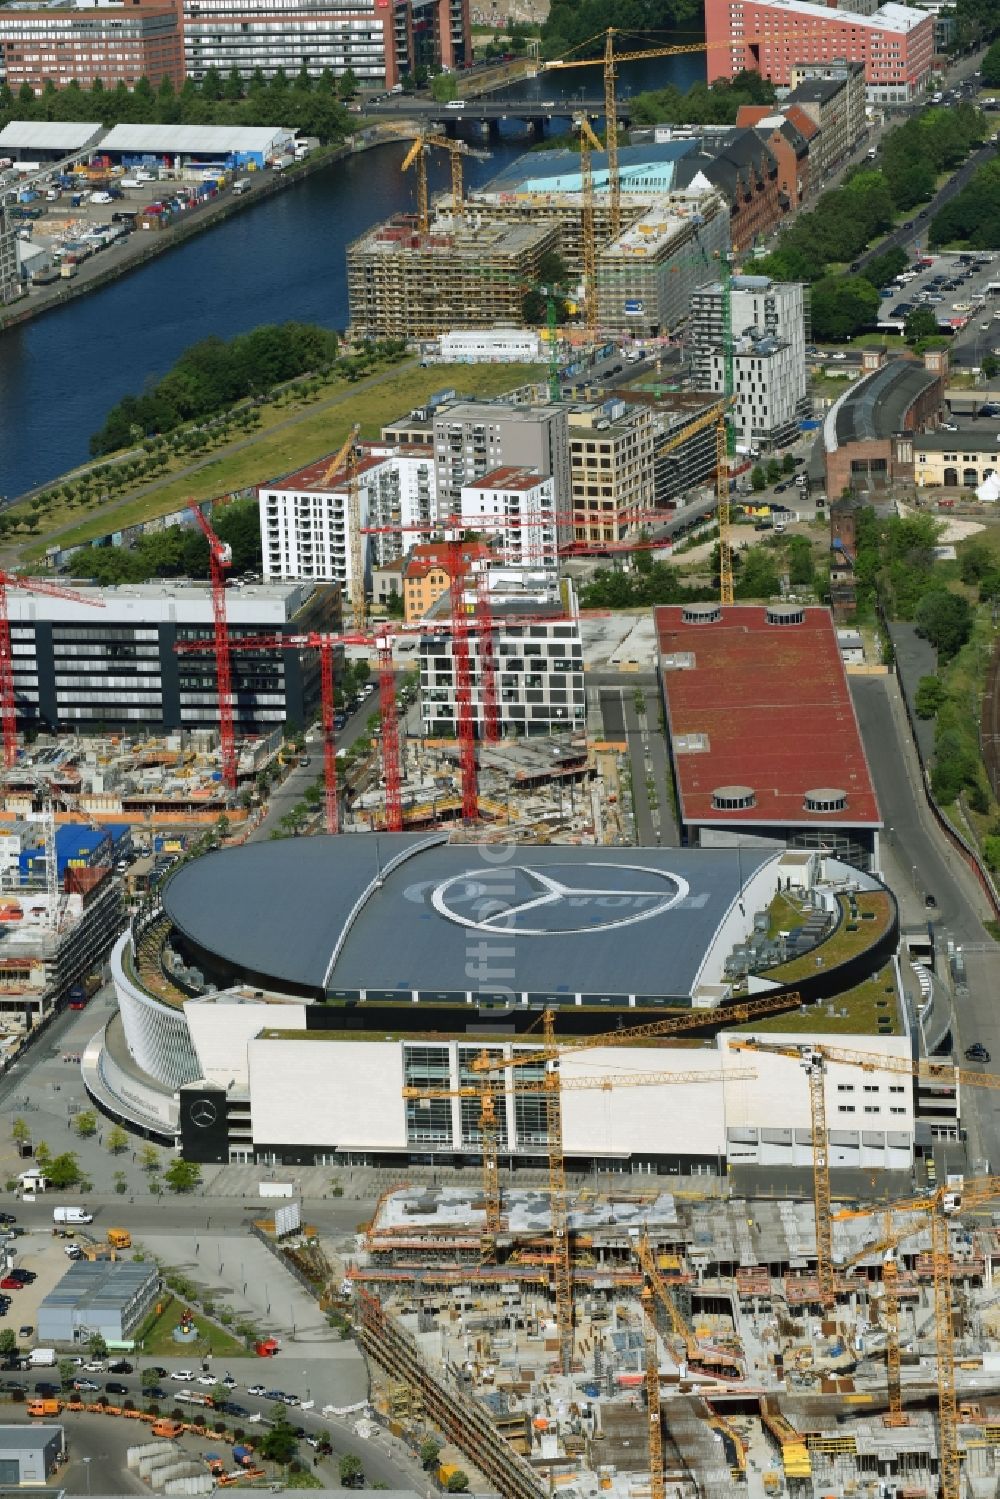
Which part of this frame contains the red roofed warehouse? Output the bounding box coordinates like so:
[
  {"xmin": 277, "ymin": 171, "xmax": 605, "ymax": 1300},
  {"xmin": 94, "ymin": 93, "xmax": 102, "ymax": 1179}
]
[{"xmin": 657, "ymin": 602, "xmax": 881, "ymax": 869}]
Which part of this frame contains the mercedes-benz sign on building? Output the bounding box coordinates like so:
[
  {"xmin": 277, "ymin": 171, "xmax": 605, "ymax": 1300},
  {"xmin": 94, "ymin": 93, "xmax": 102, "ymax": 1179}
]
[{"xmin": 86, "ymin": 834, "xmax": 916, "ymax": 1184}]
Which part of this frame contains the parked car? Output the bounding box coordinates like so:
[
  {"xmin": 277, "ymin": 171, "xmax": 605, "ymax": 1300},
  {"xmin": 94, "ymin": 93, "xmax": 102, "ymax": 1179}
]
[
  {"xmin": 8, "ymin": 1270, "xmax": 35, "ymax": 1284},
  {"xmin": 196, "ymin": 1374, "xmax": 216, "ymax": 1387},
  {"xmin": 965, "ymin": 1042, "xmax": 990, "ymax": 1062},
  {"xmin": 106, "ymin": 1381, "xmax": 129, "ymax": 1396},
  {"xmin": 170, "ymin": 1369, "xmax": 196, "ymax": 1382},
  {"xmin": 0, "ymin": 1213, "xmax": 17, "ymax": 1225},
  {"xmin": 107, "ymin": 1360, "xmax": 133, "ymax": 1374},
  {"xmin": 247, "ymin": 1384, "xmax": 267, "ymax": 1398},
  {"xmin": 18, "ymin": 1327, "xmax": 32, "ymax": 1339},
  {"xmin": 73, "ymin": 1378, "xmax": 100, "ymax": 1392},
  {"xmin": 0, "ymin": 1279, "xmax": 24, "ymax": 1291}
]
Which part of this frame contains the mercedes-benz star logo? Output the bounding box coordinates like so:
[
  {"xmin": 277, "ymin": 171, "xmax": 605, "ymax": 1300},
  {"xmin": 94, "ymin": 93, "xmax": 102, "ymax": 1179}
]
[
  {"xmin": 430, "ymin": 863, "xmax": 689, "ymax": 936},
  {"xmin": 190, "ymin": 1099, "xmax": 218, "ymax": 1128}
]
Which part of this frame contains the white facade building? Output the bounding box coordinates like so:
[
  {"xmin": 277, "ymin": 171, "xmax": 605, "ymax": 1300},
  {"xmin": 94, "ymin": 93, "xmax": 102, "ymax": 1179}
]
[
  {"xmin": 437, "ymin": 328, "xmax": 544, "ymax": 363},
  {"xmin": 691, "ymin": 275, "xmax": 808, "ymax": 450},
  {"xmin": 459, "ymin": 466, "xmax": 561, "ymax": 572},
  {"xmin": 420, "ymin": 605, "xmax": 585, "ymax": 739},
  {"xmin": 259, "ymin": 446, "xmax": 437, "ymax": 593},
  {"xmin": 0, "ymin": 193, "xmax": 20, "ymax": 305}
]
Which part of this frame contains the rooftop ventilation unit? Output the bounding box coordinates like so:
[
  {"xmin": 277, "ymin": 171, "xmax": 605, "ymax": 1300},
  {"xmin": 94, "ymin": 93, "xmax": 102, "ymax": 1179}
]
[
  {"xmin": 804, "ymin": 788, "xmax": 847, "ymax": 814},
  {"xmin": 712, "ymin": 785, "xmax": 755, "ymax": 810},
  {"xmin": 766, "ymin": 604, "xmax": 805, "ymax": 626},
  {"xmin": 681, "ymin": 603, "xmax": 722, "ymax": 625}
]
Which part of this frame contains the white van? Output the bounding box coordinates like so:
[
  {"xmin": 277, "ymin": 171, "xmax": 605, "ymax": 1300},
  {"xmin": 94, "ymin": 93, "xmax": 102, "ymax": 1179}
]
[
  {"xmin": 445, "ymin": 99, "xmax": 466, "ymax": 110},
  {"xmin": 53, "ymin": 1206, "xmax": 93, "ymax": 1225}
]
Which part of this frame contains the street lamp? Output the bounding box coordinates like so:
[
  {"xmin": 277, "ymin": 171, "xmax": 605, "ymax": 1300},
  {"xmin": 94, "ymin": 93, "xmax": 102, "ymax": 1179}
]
[{"xmin": 82, "ymin": 1457, "xmax": 92, "ymax": 1496}]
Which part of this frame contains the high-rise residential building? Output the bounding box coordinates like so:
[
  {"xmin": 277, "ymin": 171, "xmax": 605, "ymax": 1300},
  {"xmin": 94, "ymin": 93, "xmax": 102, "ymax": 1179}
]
[
  {"xmin": 459, "ymin": 467, "xmax": 559, "ymax": 574},
  {"xmin": 568, "ymin": 401, "xmax": 657, "ymax": 544},
  {"xmin": 0, "ymin": 195, "xmax": 19, "ymax": 306},
  {"xmin": 432, "ymin": 402, "xmax": 571, "ymax": 525},
  {"xmin": 183, "ymin": 0, "xmax": 470, "ymax": 85},
  {"xmin": 258, "ymin": 446, "xmax": 437, "ymax": 595},
  {"xmin": 690, "ymin": 274, "xmax": 808, "ymax": 451},
  {"xmin": 704, "ymin": 0, "xmax": 934, "ymax": 104},
  {"xmin": 0, "ymin": 1, "xmax": 183, "ymax": 94}
]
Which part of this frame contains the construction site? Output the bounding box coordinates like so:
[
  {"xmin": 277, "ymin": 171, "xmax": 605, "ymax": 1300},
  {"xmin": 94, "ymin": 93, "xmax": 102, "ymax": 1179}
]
[{"xmin": 349, "ymin": 1128, "xmax": 1000, "ymax": 1499}]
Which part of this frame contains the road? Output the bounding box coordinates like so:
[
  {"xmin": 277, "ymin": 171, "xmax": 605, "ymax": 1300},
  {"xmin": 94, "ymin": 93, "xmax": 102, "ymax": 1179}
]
[{"xmin": 850, "ymin": 674, "xmax": 1000, "ymax": 1173}]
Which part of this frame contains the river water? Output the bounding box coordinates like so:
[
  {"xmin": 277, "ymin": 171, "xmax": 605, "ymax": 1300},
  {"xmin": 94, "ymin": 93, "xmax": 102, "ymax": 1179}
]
[{"xmin": 0, "ymin": 51, "xmax": 704, "ymax": 499}]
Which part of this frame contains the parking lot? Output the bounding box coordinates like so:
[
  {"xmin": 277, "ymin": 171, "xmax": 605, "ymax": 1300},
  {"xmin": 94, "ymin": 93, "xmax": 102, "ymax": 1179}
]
[
  {"xmin": 876, "ymin": 249, "xmax": 1000, "ymax": 338},
  {"xmin": 0, "ymin": 1226, "xmax": 89, "ymax": 1342}
]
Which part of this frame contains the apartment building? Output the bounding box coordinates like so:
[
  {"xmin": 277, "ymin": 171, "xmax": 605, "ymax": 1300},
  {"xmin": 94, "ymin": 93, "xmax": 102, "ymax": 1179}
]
[
  {"xmin": 420, "ymin": 604, "xmax": 585, "ymax": 738},
  {"xmin": 704, "ymin": 0, "xmax": 934, "ymax": 104},
  {"xmin": 0, "ymin": 0, "xmax": 183, "ymax": 94},
  {"xmin": 183, "ymin": 0, "xmax": 470, "ymax": 85},
  {"xmin": 785, "ymin": 62, "xmax": 867, "ymax": 178},
  {"xmin": 0, "ymin": 196, "xmax": 19, "ymax": 305},
  {"xmin": 690, "ymin": 275, "xmax": 808, "ymax": 451},
  {"xmin": 402, "ymin": 540, "xmax": 490, "ymax": 624},
  {"xmin": 258, "ymin": 446, "xmax": 435, "ymax": 598},
  {"xmin": 459, "ymin": 467, "xmax": 559, "ymax": 572},
  {"xmin": 568, "ymin": 402, "xmax": 657, "ymax": 544},
  {"xmin": 594, "ymin": 190, "xmax": 730, "ymax": 338},
  {"xmin": 3, "ymin": 581, "xmax": 339, "ymax": 735},
  {"xmin": 432, "ymin": 402, "xmax": 571, "ymax": 523}
]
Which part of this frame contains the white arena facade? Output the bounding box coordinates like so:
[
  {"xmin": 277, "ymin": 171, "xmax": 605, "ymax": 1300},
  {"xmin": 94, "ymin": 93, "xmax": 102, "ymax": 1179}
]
[{"xmin": 82, "ymin": 833, "xmax": 930, "ymax": 1185}]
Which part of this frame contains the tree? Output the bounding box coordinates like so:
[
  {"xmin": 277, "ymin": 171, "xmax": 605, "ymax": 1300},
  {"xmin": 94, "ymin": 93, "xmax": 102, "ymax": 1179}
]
[
  {"xmin": 260, "ymin": 1407, "xmax": 299, "ymax": 1464},
  {"xmin": 904, "ymin": 306, "xmax": 939, "ymax": 344},
  {"xmin": 337, "ymin": 67, "xmax": 359, "ymax": 100},
  {"xmin": 47, "ymin": 1152, "xmax": 82, "ymax": 1189},
  {"xmin": 0, "ymin": 1330, "xmax": 17, "ymax": 1356},
  {"xmin": 915, "ymin": 675, "xmax": 946, "ymax": 719},
  {"xmin": 750, "ymin": 465, "xmax": 767, "ymax": 493},
  {"xmin": 536, "ymin": 249, "xmax": 568, "ymax": 287},
  {"xmin": 88, "ymin": 1333, "xmax": 108, "ymax": 1358},
  {"xmin": 984, "ymin": 38, "xmax": 1000, "ymax": 87},
  {"xmin": 11, "ymin": 1119, "xmax": 28, "ymax": 1145},
  {"xmin": 59, "ymin": 1358, "xmax": 77, "ymax": 1386},
  {"xmin": 339, "ymin": 1454, "xmax": 364, "ymax": 1487},
  {"xmin": 765, "ymin": 458, "xmax": 782, "ymax": 485},
  {"xmin": 139, "ymin": 1143, "xmax": 160, "ymax": 1172},
  {"xmin": 810, "ymin": 276, "xmax": 879, "ymax": 342},
  {"xmin": 429, "ymin": 72, "xmax": 458, "ymax": 103},
  {"xmin": 787, "ymin": 536, "xmax": 814, "ymax": 586},
  {"xmin": 34, "ymin": 1141, "xmax": 50, "ymax": 1168},
  {"xmin": 74, "ymin": 1110, "xmax": 98, "ymax": 1139},
  {"xmin": 446, "ymin": 1473, "xmax": 470, "ymax": 1493},
  {"xmin": 420, "ymin": 1439, "xmax": 442, "ymax": 1469},
  {"xmin": 915, "ymin": 587, "xmax": 973, "ymax": 660},
  {"xmin": 141, "ymin": 1368, "xmax": 162, "ymax": 1388},
  {"xmin": 164, "ymin": 1159, "xmax": 202, "ymax": 1193},
  {"xmin": 781, "ymin": 452, "xmax": 795, "ymax": 474}
]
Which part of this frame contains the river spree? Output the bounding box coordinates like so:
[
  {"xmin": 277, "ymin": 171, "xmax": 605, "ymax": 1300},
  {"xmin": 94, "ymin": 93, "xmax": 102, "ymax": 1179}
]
[{"xmin": 0, "ymin": 50, "xmax": 704, "ymax": 499}]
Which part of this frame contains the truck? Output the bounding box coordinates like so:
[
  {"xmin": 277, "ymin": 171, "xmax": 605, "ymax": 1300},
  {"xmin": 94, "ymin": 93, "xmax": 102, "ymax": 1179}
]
[
  {"xmin": 28, "ymin": 1349, "xmax": 57, "ymax": 1367},
  {"xmin": 27, "ymin": 1399, "xmax": 60, "ymax": 1417},
  {"xmin": 231, "ymin": 179, "xmax": 251, "ymax": 196},
  {"xmin": 270, "ymin": 154, "xmax": 295, "ymax": 172},
  {"xmin": 176, "ymin": 1390, "xmax": 214, "ymax": 1407},
  {"xmin": 232, "ymin": 1446, "xmax": 255, "ymax": 1468},
  {"xmin": 53, "ymin": 1206, "xmax": 93, "ymax": 1225},
  {"xmin": 152, "ymin": 1420, "xmax": 184, "ymax": 1438},
  {"xmin": 106, "ymin": 1228, "xmax": 131, "ymax": 1249}
]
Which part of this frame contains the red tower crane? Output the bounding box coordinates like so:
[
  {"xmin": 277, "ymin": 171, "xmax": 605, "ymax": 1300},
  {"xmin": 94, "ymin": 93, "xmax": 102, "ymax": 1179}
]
[
  {"xmin": 0, "ymin": 573, "xmax": 105, "ymax": 769},
  {"xmin": 188, "ymin": 503, "xmax": 237, "ymax": 791},
  {"xmin": 475, "ymin": 568, "xmax": 500, "ymax": 747},
  {"xmin": 175, "ymin": 629, "xmax": 404, "ymax": 835}
]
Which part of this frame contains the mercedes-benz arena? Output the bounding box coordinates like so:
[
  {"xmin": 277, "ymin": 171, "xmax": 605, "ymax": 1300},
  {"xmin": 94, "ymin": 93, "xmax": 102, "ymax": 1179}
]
[{"xmin": 84, "ymin": 835, "xmax": 916, "ymax": 1178}]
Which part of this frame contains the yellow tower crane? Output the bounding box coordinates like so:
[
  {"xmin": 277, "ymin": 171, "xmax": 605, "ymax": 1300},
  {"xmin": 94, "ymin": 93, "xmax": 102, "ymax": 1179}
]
[
  {"xmin": 836, "ymin": 1175, "xmax": 1000, "ymax": 1499},
  {"xmin": 546, "ymin": 28, "xmax": 803, "ymax": 241},
  {"xmin": 401, "ymin": 134, "xmax": 491, "ymax": 234},
  {"xmin": 635, "ymin": 1231, "xmax": 742, "ymax": 1378},
  {"xmin": 402, "ymin": 1057, "xmax": 755, "ymax": 1264},
  {"xmin": 639, "ymin": 1284, "xmax": 666, "ymax": 1499},
  {"xmin": 470, "ymin": 991, "xmax": 805, "ymax": 1371},
  {"xmin": 656, "ymin": 399, "xmax": 732, "ymax": 605},
  {"xmin": 320, "ymin": 423, "xmax": 365, "ymax": 631},
  {"xmin": 573, "ymin": 113, "xmax": 603, "ymax": 336},
  {"xmin": 839, "ymin": 1210, "xmax": 915, "ymax": 1427},
  {"xmin": 731, "ymin": 1039, "xmax": 1000, "ymax": 1310}
]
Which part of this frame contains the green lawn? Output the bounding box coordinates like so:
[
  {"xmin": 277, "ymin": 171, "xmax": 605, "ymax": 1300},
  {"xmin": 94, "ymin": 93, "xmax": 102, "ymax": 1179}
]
[
  {"xmin": 134, "ymin": 1294, "xmax": 246, "ymax": 1358},
  {"xmin": 762, "ymin": 892, "xmax": 893, "ymax": 983},
  {"xmin": 21, "ymin": 360, "xmax": 546, "ymax": 560},
  {"xmin": 734, "ymin": 964, "xmax": 901, "ymax": 1036}
]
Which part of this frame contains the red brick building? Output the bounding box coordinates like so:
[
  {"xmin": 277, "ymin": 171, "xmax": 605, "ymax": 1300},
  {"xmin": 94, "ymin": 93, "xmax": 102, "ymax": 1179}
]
[
  {"xmin": 0, "ymin": 0, "xmax": 183, "ymax": 93},
  {"xmin": 704, "ymin": 0, "xmax": 935, "ymax": 104}
]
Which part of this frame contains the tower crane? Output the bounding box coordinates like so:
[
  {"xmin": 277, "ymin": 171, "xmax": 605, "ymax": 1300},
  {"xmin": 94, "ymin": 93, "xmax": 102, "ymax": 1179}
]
[
  {"xmin": 175, "ymin": 626, "xmax": 403, "ymax": 835},
  {"xmin": 188, "ymin": 503, "xmax": 237, "ymax": 791},
  {"xmin": 545, "ymin": 29, "xmax": 802, "ymax": 241},
  {"xmin": 401, "ymin": 134, "xmax": 490, "ymax": 234},
  {"xmin": 835, "ymin": 1175, "xmax": 1000, "ymax": 1499},
  {"xmin": 639, "ymin": 1285, "xmax": 666, "ymax": 1499},
  {"xmin": 402, "ymin": 1061, "xmax": 755, "ymax": 1269},
  {"xmin": 320, "ymin": 425, "xmax": 366, "ymax": 633},
  {"xmin": 839, "ymin": 1210, "xmax": 913, "ymax": 1427},
  {"xmin": 0, "ymin": 574, "xmax": 104, "ymax": 769},
  {"xmin": 470, "ymin": 993, "xmax": 804, "ymax": 1372},
  {"xmin": 635, "ymin": 1230, "xmax": 742, "ymax": 1379},
  {"xmin": 574, "ymin": 114, "xmax": 603, "ymax": 336},
  {"xmin": 730, "ymin": 1039, "xmax": 1000, "ymax": 1311}
]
